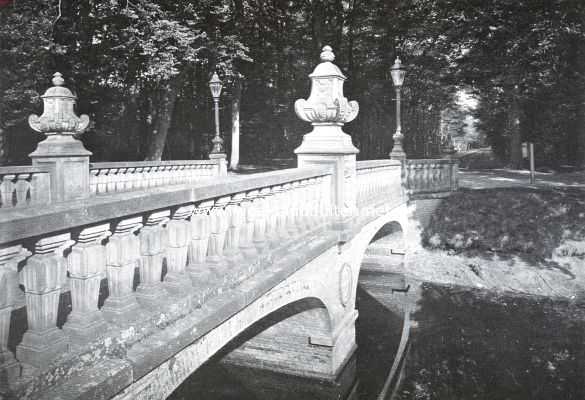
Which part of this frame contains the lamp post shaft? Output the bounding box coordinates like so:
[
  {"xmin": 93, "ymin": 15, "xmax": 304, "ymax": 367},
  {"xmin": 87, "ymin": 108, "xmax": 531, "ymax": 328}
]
[
  {"xmin": 214, "ymin": 99, "xmax": 220, "ymax": 140},
  {"xmin": 395, "ymin": 87, "xmax": 402, "ymax": 135}
]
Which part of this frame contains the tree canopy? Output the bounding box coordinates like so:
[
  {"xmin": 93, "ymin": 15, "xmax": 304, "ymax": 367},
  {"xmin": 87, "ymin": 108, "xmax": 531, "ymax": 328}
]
[{"xmin": 1, "ymin": 0, "xmax": 584, "ymax": 166}]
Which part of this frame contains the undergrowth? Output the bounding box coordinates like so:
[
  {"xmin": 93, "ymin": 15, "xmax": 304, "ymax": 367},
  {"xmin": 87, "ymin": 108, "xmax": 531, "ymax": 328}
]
[{"xmin": 422, "ymin": 187, "xmax": 585, "ymax": 265}]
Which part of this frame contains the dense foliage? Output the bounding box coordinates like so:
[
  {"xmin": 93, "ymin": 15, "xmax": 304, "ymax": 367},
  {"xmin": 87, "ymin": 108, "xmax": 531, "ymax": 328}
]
[
  {"xmin": 0, "ymin": 0, "xmax": 584, "ymax": 165},
  {"xmin": 423, "ymin": 187, "xmax": 585, "ymax": 263}
]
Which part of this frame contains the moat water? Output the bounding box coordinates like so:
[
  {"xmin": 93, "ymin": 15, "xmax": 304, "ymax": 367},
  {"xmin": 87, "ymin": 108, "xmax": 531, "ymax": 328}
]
[{"xmin": 169, "ymin": 281, "xmax": 585, "ymax": 400}]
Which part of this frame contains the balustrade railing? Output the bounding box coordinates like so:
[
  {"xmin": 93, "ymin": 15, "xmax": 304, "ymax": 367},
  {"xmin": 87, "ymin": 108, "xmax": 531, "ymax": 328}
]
[
  {"xmin": 0, "ymin": 166, "xmax": 332, "ymax": 394},
  {"xmin": 402, "ymin": 159, "xmax": 458, "ymax": 195},
  {"xmin": 356, "ymin": 160, "xmax": 403, "ymax": 207},
  {"xmin": 0, "ymin": 167, "xmax": 51, "ymax": 208},
  {"xmin": 89, "ymin": 160, "xmax": 220, "ymax": 195}
]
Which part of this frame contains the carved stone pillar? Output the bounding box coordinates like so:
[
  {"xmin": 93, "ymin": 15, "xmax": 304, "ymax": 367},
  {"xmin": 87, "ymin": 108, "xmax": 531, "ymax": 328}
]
[
  {"xmin": 224, "ymin": 193, "xmax": 245, "ymax": 261},
  {"xmin": 165, "ymin": 205, "xmax": 194, "ymax": 298},
  {"xmin": 17, "ymin": 234, "xmax": 71, "ymax": 371},
  {"xmin": 239, "ymin": 190, "xmax": 258, "ymax": 257},
  {"xmin": 136, "ymin": 211, "xmax": 170, "ymax": 308},
  {"xmin": 102, "ymin": 217, "xmax": 142, "ymax": 323},
  {"xmin": 294, "ymin": 46, "xmax": 359, "ymax": 216},
  {"xmin": 0, "ymin": 246, "xmax": 29, "ymax": 386},
  {"xmin": 63, "ymin": 224, "xmax": 109, "ymax": 343},
  {"xmin": 207, "ymin": 196, "xmax": 230, "ymax": 264}
]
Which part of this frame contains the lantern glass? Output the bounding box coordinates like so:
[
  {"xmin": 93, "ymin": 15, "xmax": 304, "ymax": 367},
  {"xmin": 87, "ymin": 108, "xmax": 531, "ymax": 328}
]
[
  {"xmin": 390, "ymin": 58, "xmax": 406, "ymax": 87},
  {"xmin": 209, "ymin": 72, "xmax": 223, "ymax": 99}
]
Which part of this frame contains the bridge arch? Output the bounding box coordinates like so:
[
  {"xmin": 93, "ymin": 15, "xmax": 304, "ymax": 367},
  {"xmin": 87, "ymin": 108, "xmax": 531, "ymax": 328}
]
[{"xmin": 112, "ymin": 269, "xmax": 343, "ymax": 400}]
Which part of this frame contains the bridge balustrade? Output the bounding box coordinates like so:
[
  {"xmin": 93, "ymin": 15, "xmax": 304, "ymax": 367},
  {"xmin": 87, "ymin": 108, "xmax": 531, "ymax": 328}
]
[
  {"xmin": 89, "ymin": 160, "xmax": 221, "ymax": 195},
  {"xmin": 356, "ymin": 160, "xmax": 403, "ymax": 207},
  {"xmin": 0, "ymin": 166, "xmax": 332, "ymax": 397},
  {"xmin": 0, "ymin": 167, "xmax": 51, "ymax": 208},
  {"xmin": 402, "ymin": 158, "xmax": 458, "ymax": 196}
]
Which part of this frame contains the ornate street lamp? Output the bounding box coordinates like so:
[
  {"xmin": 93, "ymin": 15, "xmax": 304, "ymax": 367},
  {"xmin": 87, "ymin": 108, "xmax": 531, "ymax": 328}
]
[
  {"xmin": 389, "ymin": 57, "xmax": 406, "ymax": 160},
  {"xmin": 208, "ymin": 71, "xmax": 225, "ymax": 155}
]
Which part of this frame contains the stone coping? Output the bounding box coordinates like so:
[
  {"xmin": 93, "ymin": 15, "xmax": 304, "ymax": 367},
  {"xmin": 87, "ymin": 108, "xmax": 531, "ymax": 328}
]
[
  {"xmin": 0, "ymin": 166, "xmax": 49, "ymax": 175},
  {"xmin": 404, "ymin": 158, "xmax": 459, "ymax": 165},
  {"xmin": 90, "ymin": 160, "xmax": 218, "ymax": 169},
  {"xmin": 356, "ymin": 159, "xmax": 401, "ymax": 170},
  {"xmin": 0, "ymin": 166, "xmax": 332, "ymax": 245}
]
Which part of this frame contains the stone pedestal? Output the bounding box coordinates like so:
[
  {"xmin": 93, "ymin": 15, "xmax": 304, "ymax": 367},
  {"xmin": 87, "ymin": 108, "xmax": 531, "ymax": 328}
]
[
  {"xmin": 29, "ymin": 137, "xmax": 91, "ymax": 202},
  {"xmin": 295, "ymin": 126, "xmax": 358, "ymax": 216},
  {"xmin": 209, "ymin": 153, "xmax": 228, "ymax": 176}
]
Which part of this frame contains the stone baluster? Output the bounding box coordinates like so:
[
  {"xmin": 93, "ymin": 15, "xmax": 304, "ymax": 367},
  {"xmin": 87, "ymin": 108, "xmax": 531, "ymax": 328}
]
[
  {"xmin": 273, "ymin": 185, "xmax": 289, "ymax": 240},
  {"xmin": 63, "ymin": 224, "xmax": 110, "ymax": 343},
  {"xmin": 0, "ymin": 175, "xmax": 15, "ymax": 208},
  {"xmin": 96, "ymin": 169, "xmax": 108, "ymax": 194},
  {"xmin": 15, "ymin": 174, "xmax": 30, "ymax": 207},
  {"xmin": 102, "ymin": 217, "xmax": 142, "ymax": 323},
  {"xmin": 0, "ymin": 246, "xmax": 29, "ymax": 383},
  {"xmin": 136, "ymin": 211, "xmax": 170, "ymax": 308},
  {"xmin": 223, "ymin": 193, "xmax": 246, "ymax": 262},
  {"xmin": 17, "ymin": 234, "xmax": 72, "ymax": 371},
  {"xmin": 262, "ymin": 187, "xmax": 276, "ymax": 239},
  {"xmin": 304, "ymin": 178, "xmax": 319, "ymax": 231},
  {"xmin": 165, "ymin": 205, "xmax": 194, "ymax": 300},
  {"xmin": 106, "ymin": 168, "xmax": 118, "ymax": 193},
  {"xmin": 286, "ymin": 182, "xmax": 300, "ymax": 236},
  {"xmin": 114, "ymin": 168, "xmax": 126, "ymax": 192},
  {"xmin": 134, "ymin": 167, "xmax": 143, "ymax": 190},
  {"xmin": 253, "ymin": 188, "xmax": 270, "ymax": 252},
  {"xmin": 207, "ymin": 196, "xmax": 230, "ymax": 263},
  {"xmin": 239, "ymin": 190, "xmax": 258, "ymax": 257},
  {"xmin": 188, "ymin": 200, "xmax": 213, "ymax": 268},
  {"xmin": 90, "ymin": 169, "xmax": 98, "ymax": 194}
]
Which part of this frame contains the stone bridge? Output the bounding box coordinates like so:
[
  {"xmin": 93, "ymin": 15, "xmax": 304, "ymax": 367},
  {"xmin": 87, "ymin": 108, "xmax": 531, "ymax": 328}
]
[{"xmin": 0, "ymin": 47, "xmax": 457, "ymax": 399}]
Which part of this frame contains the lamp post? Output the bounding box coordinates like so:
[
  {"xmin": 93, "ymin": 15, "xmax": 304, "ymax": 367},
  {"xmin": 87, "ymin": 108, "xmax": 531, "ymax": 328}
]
[
  {"xmin": 389, "ymin": 57, "xmax": 406, "ymax": 160},
  {"xmin": 209, "ymin": 71, "xmax": 225, "ymax": 156}
]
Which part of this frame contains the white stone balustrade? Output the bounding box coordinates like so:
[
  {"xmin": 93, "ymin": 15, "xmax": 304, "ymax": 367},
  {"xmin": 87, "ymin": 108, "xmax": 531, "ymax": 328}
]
[
  {"xmin": 0, "ymin": 166, "xmax": 334, "ymax": 394},
  {"xmin": 402, "ymin": 159, "xmax": 459, "ymax": 196},
  {"xmin": 0, "ymin": 168, "xmax": 51, "ymax": 208},
  {"xmin": 356, "ymin": 160, "xmax": 403, "ymax": 207},
  {"xmin": 90, "ymin": 161, "xmax": 220, "ymax": 195}
]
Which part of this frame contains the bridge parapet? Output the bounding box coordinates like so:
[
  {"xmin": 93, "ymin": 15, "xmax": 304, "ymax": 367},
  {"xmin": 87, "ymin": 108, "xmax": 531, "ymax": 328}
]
[
  {"xmin": 0, "ymin": 165, "xmax": 333, "ymax": 398},
  {"xmin": 0, "ymin": 166, "xmax": 51, "ymax": 208},
  {"xmin": 356, "ymin": 160, "xmax": 403, "ymax": 207},
  {"xmin": 89, "ymin": 160, "xmax": 221, "ymax": 195},
  {"xmin": 402, "ymin": 158, "xmax": 458, "ymax": 197}
]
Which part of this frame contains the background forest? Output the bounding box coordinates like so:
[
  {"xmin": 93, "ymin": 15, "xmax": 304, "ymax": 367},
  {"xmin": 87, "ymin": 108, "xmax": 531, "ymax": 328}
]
[{"xmin": 1, "ymin": 0, "xmax": 584, "ymax": 167}]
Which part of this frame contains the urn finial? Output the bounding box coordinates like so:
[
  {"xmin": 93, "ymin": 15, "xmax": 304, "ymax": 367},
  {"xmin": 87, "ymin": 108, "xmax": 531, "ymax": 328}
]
[
  {"xmin": 28, "ymin": 72, "xmax": 90, "ymax": 136},
  {"xmin": 294, "ymin": 45, "xmax": 359, "ymax": 125}
]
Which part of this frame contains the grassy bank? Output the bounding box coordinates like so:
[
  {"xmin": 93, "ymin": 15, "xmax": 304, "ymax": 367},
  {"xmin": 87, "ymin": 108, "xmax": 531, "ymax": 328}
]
[{"xmin": 422, "ymin": 187, "xmax": 585, "ymax": 265}]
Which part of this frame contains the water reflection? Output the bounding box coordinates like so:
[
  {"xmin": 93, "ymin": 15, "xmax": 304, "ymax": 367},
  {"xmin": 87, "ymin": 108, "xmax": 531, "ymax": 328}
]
[{"xmin": 169, "ymin": 279, "xmax": 585, "ymax": 400}]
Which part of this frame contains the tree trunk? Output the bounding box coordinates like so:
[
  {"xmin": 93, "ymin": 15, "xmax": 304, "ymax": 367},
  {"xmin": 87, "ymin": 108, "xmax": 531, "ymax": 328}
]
[
  {"xmin": 144, "ymin": 78, "xmax": 181, "ymax": 161},
  {"xmin": 230, "ymin": 79, "xmax": 242, "ymax": 170},
  {"xmin": 508, "ymin": 95, "xmax": 522, "ymax": 169}
]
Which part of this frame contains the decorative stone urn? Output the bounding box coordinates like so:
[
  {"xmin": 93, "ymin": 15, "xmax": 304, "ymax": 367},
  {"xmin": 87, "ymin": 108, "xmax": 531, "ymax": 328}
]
[
  {"xmin": 29, "ymin": 72, "xmax": 92, "ymax": 202},
  {"xmin": 294, "ymin": 46, "xmax": 359, "ymax": 214}
]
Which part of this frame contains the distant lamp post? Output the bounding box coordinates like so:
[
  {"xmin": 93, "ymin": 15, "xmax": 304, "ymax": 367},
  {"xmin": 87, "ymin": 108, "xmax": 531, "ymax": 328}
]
[
  {"xmin": 209, "ymin": 72, "xmax": 225, "ymax": 155},
  {"xmin": 389, "ymin": 57, "xmax": 407, "ymax": 160}
]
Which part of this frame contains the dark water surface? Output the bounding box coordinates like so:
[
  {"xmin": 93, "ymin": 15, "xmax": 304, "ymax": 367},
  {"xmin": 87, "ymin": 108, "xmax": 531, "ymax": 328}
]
[{"xmin": 170, "ymin": 282, "xmax": 585, "ymax": 400}]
